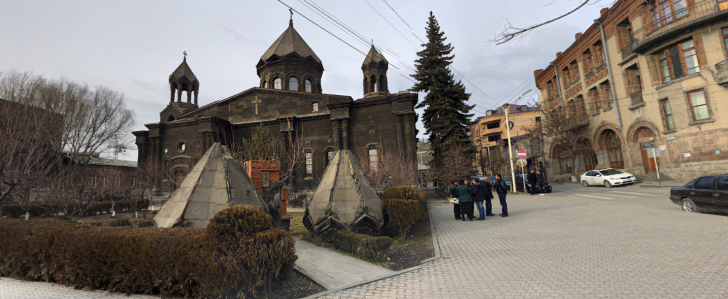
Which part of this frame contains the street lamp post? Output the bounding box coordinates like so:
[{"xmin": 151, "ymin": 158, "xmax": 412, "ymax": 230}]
[{"xmin": 503, "ymin": 88, "xmax": 533, "ymax": 193}]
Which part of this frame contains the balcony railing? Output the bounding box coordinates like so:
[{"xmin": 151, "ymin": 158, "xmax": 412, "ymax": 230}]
[
  {"xmin": 632, "ymin": 0, "xmax": 728, "ymax": 52},
  {"xmin": 630, "ymin": 90, "xmax": 644, "ymax": 106},
  {"xmin": 620, "ymin": 42, "xmax": 635, "ymax": 61}
]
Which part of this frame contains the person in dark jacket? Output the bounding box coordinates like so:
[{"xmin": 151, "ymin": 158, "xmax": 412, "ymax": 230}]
[
  {"xmin": 456, "ymin": 179, "xmax": 474, "ymax": 221},
  {"xmin": 448, "ymin": 180, "xmax": 461, "ymax": 220},
  {"xmin": 527, "ymin": 169, "xmax": 538, "ymax": 195},
  {"xmin": 483, "ymin": 177, "xmax": 495, "ymax": 216},
  {"xmin": 495, "ymin": 174, "xmax": 509, "ymax": 217},
  {"xmin": 536, "ymin": 170, "xmax": 546, "ymax": 195},
  {"xmin": 471, "ymin": 179, "xmax": 487, "ymax": 220}
]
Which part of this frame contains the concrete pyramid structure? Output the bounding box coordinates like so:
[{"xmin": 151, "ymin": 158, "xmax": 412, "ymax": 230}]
[
  {"xmin": 303, "ymin": 150, "xmax": 384, "ymax": 237},
  {"xmin": 155, "ymin": 143, "xmax": 267, "ymax": 228}
]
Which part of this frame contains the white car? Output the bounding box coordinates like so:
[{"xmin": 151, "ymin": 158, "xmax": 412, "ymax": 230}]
[{"xmin": 580, "ymin": 168, "xmax": 637, "ymax": 188}]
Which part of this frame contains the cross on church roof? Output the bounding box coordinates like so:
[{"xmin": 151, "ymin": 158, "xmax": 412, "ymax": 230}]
[{"xmin": 289, "ymin": 8, "xmax": 293, "ymax": 26}]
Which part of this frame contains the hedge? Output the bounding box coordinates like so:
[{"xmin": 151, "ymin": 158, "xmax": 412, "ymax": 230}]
[
  {"xmin": 0, "ymin": 205, "xmax": 296, "ymax": 298},
  {"xmin": 331, "ymin": 230, "xmax": 394, "ymax": 259},
  {"xmin": 383, "ymin": 187, "xmax": 428, "ymax": 239},
  {"xmin": 1, "ymin": 199, "xmax": 150, "ymax": 218}
]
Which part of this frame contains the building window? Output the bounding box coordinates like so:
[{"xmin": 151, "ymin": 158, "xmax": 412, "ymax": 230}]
[
  {"xmin": 89, "ymin": 174, "xmax": 96, "ymax": 188},
  {"xmin": 368, "ymin": 148, "xmax": 379, "ymax": 172},
  {"xmin": 262, "ymin": 80, "xmax": 268, "ymax": 88},
  {"xmin": 131, "ymin": 176, "xmax": 137, "ymax": 189},
  {"xmin": 594, "ymin": 43, "xmax": 605, "ymax": 66},
  {"xmin": 289, "ymin": 77, "xmax": 298, "ymax": 91},
  {"xmin": 115, "ymin": 176, "xmax": 121, "ymax": 187},
  {"xmin": 588, "ymin": 88, "xmax": 600, "ymax": 111},
  {"xmin": 688, "ymin": 89, "xmax": 709, "ymax": 121},
  {"xmin": 660, "ymin": 99, "xmax": 676, "ymax": 131},
  {"xmin": 273, "ymin": 78, "xmax": 282, "ymax": 89},
  {"xmin": 599, "ymin": 82, "xmax": 612, "ymax": 109},
  {"xmin": 486, "ymin": 122, "xmax": 500, "ymax": 129},
  {"xmin": 651, "ymin": 0, "xmax": 688, "ymax": 28},
  {"xmin": 658, "ymin": 39, "xmax": 699, "ymax": 83},
  {"xmin": 562, "ymin": 67, "xmax": 570, "ymax": 88},
  {"xmin": 723, "ymin": 27, "xmax": 728, "ymax": 53},
  {"xmin": 312, "ymin": 102, "xmax": 319, "ymax": 112},
  {"xmin": 325, "ymin": 150, "xmax": 334, "ymax": 167},
  {"xmin": 521, "ymin": 106, "xmax": 528, "ymax": 112},
  {"xmin": 535, "ymin": 116, "xmax": 541, "ymax": 123},
  {"xmin": 487, "ymin": 135, "xmax": 500, "ymax": 142},
  {"xmin": 305, "ymin": 79, "xmax": 312, "ymax": 92},
  {"xmin": 305, "ymin": 152, "xmax": 313, "ymax": 177},
  {"xmin": 100, "ymin": 176, "xmax": 109, "ymax": 186},
  {"xmin": 486, "ymin": 111, "xmax": 492, "ymax": 116}
]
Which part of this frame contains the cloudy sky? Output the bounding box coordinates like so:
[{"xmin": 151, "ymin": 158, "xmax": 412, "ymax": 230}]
[{"xmin": 0, "ymin": 0, "xmax": 610, "ymax": 160}]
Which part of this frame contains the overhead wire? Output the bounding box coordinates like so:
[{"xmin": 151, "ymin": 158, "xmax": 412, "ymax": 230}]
[
  {"xmin": 362, "ymin": 0, "xmax": 416, "ymax": 47},
  {"xmin": 381, "ymin": 0, "xmax": 412, "ymax": 29}
]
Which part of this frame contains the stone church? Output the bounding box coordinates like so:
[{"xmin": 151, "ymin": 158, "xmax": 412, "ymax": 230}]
[{"xmin": 133, "ymin": 18, "xmax": 419, "ymax": 192}]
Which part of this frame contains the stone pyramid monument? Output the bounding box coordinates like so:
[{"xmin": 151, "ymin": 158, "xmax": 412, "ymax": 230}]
[
  {"xmin": 155, "ymin": 143, "xmax": 267, "ymax": 228},
  {"xmin": 303, "ymin": 150, "xmax": 384, "ymax": 237}
]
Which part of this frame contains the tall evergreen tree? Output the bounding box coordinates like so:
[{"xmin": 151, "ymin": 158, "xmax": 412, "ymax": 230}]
[{"xmin": 412, "ymin": 11, "xmax": 475, "ymax": 167}]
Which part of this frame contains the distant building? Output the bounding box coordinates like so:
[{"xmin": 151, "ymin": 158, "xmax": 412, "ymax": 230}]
[{"xmin": 535, "ymin": 0, "xmax": 728, "ymax": 182}]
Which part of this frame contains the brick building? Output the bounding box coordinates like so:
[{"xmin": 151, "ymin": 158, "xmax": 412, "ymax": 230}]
[
  {"xmin": 133, "ymin": 18, "xmax": 418, "ymax": 192},
  {"xmin": 471, "ymin": 104, "xmax": 542, "ymax": 176},
  {"xmin": 535, "ymin": 0, "xmax": 728, "ymax": 182}
]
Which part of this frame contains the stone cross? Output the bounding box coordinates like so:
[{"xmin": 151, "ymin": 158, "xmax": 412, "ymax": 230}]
[{"xmin": 253, "ymin": 96, "xmax": 262, "ymax": 115}]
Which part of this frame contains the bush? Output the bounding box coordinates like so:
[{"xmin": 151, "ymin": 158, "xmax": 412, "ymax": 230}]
[
  {"xmin": 137, "ymin": 220, "xmax": 155, "ymax": 228},
  {"xmin": 1, "ymin": 199, "xmax": 150, "ymax": 219},
  {"xmin": 384, "ymin": 198, "xmax": 421, "ymax": 239},
  {"xmin": 0, "ymin": 205, "xmax": 297, "ymax": 298},
  {"xmin": 331, "ymin": 230, "xmax": 394, "ymax": 259},
  {"xmin": 383, "ymin": 186, "xmax": 419, "ymax": 200},
  {"xmin": 89, "ymin": 222, "xmax": 103, "ymax": 227},
  {"xmin": 109, "ymin": 219, "xmax": 132, "ymax": 227}
]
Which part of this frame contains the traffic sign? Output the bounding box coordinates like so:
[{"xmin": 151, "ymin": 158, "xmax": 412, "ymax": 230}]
[
  {"xmin": 516, "ymin": 149, "xmax": 527, "ymax": 159},
  {"xmin": 516, "ymin": 159, "xmax": 528, "ymax": 167}
]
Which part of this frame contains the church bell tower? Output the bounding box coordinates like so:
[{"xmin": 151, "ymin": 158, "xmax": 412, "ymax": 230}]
[
  {"xmin": 362, "ymin": 45, "xmax": 388, "ymax": 97},
  {"xmin": 163, "ymin": 53, "xmax": 200, "ymax": 122}
]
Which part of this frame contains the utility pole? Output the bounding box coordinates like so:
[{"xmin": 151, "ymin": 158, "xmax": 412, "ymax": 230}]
[{"xmin": 504, "ymin": 88, "xmax": 533, "ymax": 193}]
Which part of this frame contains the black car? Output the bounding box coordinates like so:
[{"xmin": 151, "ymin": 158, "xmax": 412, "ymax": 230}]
[
  {"xmin": 486, "ymin": 176, "xmax": 511, "ymax": 190},
  {"xmin": 670, "ymin": 175, "xmax": 728, "ymax": 213},
  {"xmin": 515, "ymin": 175, "xmax": 553, "ymax": 193}
]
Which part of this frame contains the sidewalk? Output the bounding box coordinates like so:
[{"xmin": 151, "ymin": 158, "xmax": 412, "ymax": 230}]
[
  {"xmin": 0, "ymin": 277, "xmax": 156, "ymax": 299},
  {"xmin": 294, "ymin": 239, "xmax": 395, "ymax": 290}
]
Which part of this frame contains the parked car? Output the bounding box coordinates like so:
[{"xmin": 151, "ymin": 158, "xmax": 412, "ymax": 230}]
[
  {"xmin": 670, "ymin": 175, "xmax": 728, "ymax": 213},
  {"xmin": 515, "ymin": 175, "xmax": 553, "ymax": 193},
  {"xmin": 487, "ymin": 176, "xmax": 512, "ymax": 190},
  {"xmin": 580, "ymin": 168, "xmax": 637, "ymax": 188}
]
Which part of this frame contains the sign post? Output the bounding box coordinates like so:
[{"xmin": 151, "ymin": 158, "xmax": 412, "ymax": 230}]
[
  {"xmin": 647, "ymin": 147, "xmax": 661, "ymax": 186},
  {"xmin": 516, "ymin": 150, "xmax": 528, "ymax": 193}
]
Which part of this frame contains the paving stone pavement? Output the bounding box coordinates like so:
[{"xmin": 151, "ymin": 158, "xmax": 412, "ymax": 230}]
[
  {"xmin": 319, "ymin": 186, "xmax": 728, "ymax": 298},
  {"xmin": 0, "ymin": 277, "xmax": 156, "ymax": 299}
]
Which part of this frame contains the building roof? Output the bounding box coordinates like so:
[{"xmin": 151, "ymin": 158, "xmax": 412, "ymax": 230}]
[
  {"xmin": 169, "ymin": 57, "xmax": 199, "ymax": 86},
  {"xmin": 87, "ymin": 156, "xmax": 137, "ymax": 168},
  {"xmin": 260, "ymin": 22, "xmax": 322, "ymax": 64},
  {"xmin": 362, "ymin": 45, "xmax": 388, "ymax": 66},
  {"xmin": 475, "ymin": 104, "xmax": 539, "ymax": 121}
]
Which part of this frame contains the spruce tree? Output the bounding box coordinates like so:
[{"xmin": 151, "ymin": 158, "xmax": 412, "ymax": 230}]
[{"xmin": 412, "ymin": 11, "xmax": 475, "ymax": 167}]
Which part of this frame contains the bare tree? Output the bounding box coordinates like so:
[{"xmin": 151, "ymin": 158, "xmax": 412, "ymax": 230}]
[
  {"xmin": 358, "ymin": 146, "xmax": 416, "ymax": 191},
  {"xmin": 490, "ymin": 0, "xmax": 609, "ymax": 45},
  {"xmin": 134, "ymin": 156, "xmax": 165, "ymax": 214},
  {"xmin": 429, "ymin": 143, "xmax": 476, "ymax": 185},
  {"xmin": 537, "ymin": 99, "xmax": 593, "ymax": 178}
]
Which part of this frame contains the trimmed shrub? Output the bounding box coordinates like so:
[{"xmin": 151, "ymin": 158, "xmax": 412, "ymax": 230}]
[
  {"xmin": 331, "ymin": 230, "xmax": 394, "ymax": 259},
  {"xmin": 1, "ymin": 199, "xmax": 150, "ymax": 219},
  {"xmin": 383, "ymin": 186, "xmax": 419, "ymax": 200},
  {"xmin": 384, "ymin": 198, "xmax": 421, "ymax": 239},
  {"xmin": 89, "ymin": 222, "xmax": 103, "ymax": 227},
  {"xmin": 137, "ymin": 220, "xmax": 155, "ymax": 228},
  {"xmin": 109, "ymin": 219, "xmax": 132, "ymax": 227},
  {"xmin": 0, "ymin": 205, "xmax": 296, "ymax": 298}
]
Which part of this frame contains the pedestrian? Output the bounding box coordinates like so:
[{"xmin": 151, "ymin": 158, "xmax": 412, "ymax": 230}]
[
  {"xmin": 471, "ymin": 178, "xmax": 487, "ymax": 220},
  {"xmin": 495, "ymin": 174, "xmax": 509, "ymax": 217},
  {"xmin": 456, "ymin": 179, "xmax": 474, "ymax": 221},
  {"xmin": 483, "ymin": 177, "xmax": 495, "ymax": 216},
  {"xmin": 528, "ymin": 169, "xmax": 538, "ymax": 195},
  {"xmin": 536, "ymin": 170, "xmax": 546, "ymax": 196},
  {"xmin": 448, "ymin": 180, "xmax": 461, "ymax": 220}
]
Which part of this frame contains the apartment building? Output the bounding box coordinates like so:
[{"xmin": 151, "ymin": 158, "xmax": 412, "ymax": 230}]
[
  {"xmin": 535, "ymin": 0, "xmax": 728, "ymax": 182},
  {"xmin": 471, "ymin": 104, "xmax": 541, "ymax": 176}
]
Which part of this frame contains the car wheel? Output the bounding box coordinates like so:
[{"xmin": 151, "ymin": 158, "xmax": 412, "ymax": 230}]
[
  {"xmin": 582, "ymin": 180, "xmax": 589, "ymax": 187},
  {"xmin": 604, "ymin": 180, "xmax": 612, "ymax": 188},
  {"xmin": 681, "ymin": 198, "xmax": 700, "ymax": 213}
]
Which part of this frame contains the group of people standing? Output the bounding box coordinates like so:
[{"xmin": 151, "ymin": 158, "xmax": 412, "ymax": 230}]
[
  {"xmin": 526, "ymin": 169, "xmax": 547, "ymax": 195},
  {"xmin": 448, "ymin": 174, "xmax": 509, "ymax": 221}
]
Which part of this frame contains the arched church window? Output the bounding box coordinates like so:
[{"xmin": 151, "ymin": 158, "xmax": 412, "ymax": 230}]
[
  {"xmin": 289, "ymin": 77, "xmax": 298, "ymax": 91},
  {"xmin": 305, "ymin": 79, "xmax": 312, "ymax": 92},
  {"xmin": 263, "ymin": 80, "xmax": 268, "ymax": 88},
  {"xmin": 273, "ymin": 78, "xmax": 282, "ymax": 89},
  {"xmin": 312, "ymin": 102, "xmax": 319, "ymax": 112},
  {"xmin": 369, "ymin": 148, "xmax": 379, "ymax": 172},
  {"xmin": 168, "ymin": 115, "xmax": 175, "ymax": 122}
]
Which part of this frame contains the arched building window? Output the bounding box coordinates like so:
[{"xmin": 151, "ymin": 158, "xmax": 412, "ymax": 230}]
[
  {"xmin": 262, "ymin": 80, "xmax": 268, "ymax": 88},
  {"xmin": 305, "ymin": 152, "xmax": 313, "ymax": 177},
  {"xmin": 368, "ymin": 148, "xmax": 379, "ymax": 172},
  {"xmin": 370, "ymin": 75, "xmax": 377, "ymax": 93},
  {"xmin": 305, "ymin": 79, "xmax": 312, "ymax": 92},
  {"xmin": 379, "ymin": 74, "xmax": 385, "ymax": 92},
  {"xmin": 273, "ymin": 78, "xmax": 282, "ymax": 89},
  {"xmin": 289, "ymin": 77, "xmax": 298, "ymax": 91}
]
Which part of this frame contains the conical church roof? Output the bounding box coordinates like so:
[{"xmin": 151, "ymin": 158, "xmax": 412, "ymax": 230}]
[
  {"xmin": 155, "ymin": 143, "xmax": 266, "ymax": 228},
  {"xmin": 304, "ymin": 150, "xmax": 383, "ymax": 237},
  {"xmin": 169, "ymin": 57, "xmax": 199, "ymax": 85},
  {"xmin": 260, "ymin": 22, "xmax": 322, "ymax": 64},
  {"xmin": 362, "ymin": 45, "xmax": 388, "ymax": 67}
]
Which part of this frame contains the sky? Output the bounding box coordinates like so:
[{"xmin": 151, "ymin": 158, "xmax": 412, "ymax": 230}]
[{"xmin": 0, "ymin": 0, "xmax": 610, "ymax": 161}]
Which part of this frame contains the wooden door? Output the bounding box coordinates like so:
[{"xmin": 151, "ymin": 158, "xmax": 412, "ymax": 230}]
[{"xmin": 641, "ymin": 146, "xmax": 658, "ymax": 173}]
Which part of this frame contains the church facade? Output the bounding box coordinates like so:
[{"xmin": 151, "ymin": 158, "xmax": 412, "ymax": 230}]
[{"xmin": 133, "ymin": 18, "xmax": 419, "ymax": 192}]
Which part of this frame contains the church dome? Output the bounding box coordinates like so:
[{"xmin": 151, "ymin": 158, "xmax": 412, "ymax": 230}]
[{"xmin": 257, "ymin": 17, "xmax": 324, "ymax": 93}]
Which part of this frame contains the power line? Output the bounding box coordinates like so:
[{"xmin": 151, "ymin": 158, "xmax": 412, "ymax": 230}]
[
  {"xmin": 451, "ymin": 67, "xmax": 500, "ymax": 105},
  {"xmin": 381, "ymin": 0, "xmax": 412, "ymax": 29},
  {"xmin": 412, "ymin": 33, "xmax": 425, "ymax": 44},
  {"xmin": 297, "ymin": 0, "xmax": 371, "ymax": 48},
  {"xmin": 362, "ymin": 0, "xmax": 415, "ymax": 46}
]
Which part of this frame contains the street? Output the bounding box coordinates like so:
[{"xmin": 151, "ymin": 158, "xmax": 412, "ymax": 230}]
[{"xmin": 321, "ymin": 182, "xmax": 728, "ymax": 298}]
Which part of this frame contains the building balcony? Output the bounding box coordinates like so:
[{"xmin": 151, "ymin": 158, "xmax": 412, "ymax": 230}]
[
  {"xmin": 632, "ymin": 0, "xmax": 728, "ymax": 53},
  {"xmin": 630, "ymin": 90, "xmax": 644, "ymax": 106},
  {"xmin": 715, "ymin": 60, "xmax": 728, "ymax": 85}
]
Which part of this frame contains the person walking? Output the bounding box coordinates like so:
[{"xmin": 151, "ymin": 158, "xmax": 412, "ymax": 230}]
[
  {"xmin": 483, "ymin": 177, "xmax": 495, "ymax": 216},
  {"xmin": 448, "ymin": 180, "xmax": 461, "ymax": 220},
  {"xmin": 495, "ymin": 174, "xmax": 509, "ymax": 217},
  {"xmin": 536, "ymin": 170, "xmax": 546, "ymax": 196},
  {"xmin": 471, "ymin": 178, "xmax": 487, "ymax": 220},
  {"xmin": 528, "ymin": 169, "xmax": 538, "ymax": 195},
  {"xmin": 456, "ymin": 179, "xmax": 474, "ymax": 221}
]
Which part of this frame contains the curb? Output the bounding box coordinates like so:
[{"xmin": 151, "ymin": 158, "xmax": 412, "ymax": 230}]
[
  {"xmin": 640, "ymin": 184, "xmax": 679, "ymax": 188},
  {"xmin": 300, "ymin": 201, "xmax": 442, "ymax": 298}
]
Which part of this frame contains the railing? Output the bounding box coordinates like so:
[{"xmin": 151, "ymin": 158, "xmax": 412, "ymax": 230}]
[
  {"xmin": 632, "ymin": 1, "xmax": 724, "ymax": 50},
  {"xmin": 620, "ymin": 42, "xmax": 635, "ymax": 61},
  {"xmin": 630, "ymin": 90, "xmax": 644, "ymax": 106}
]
